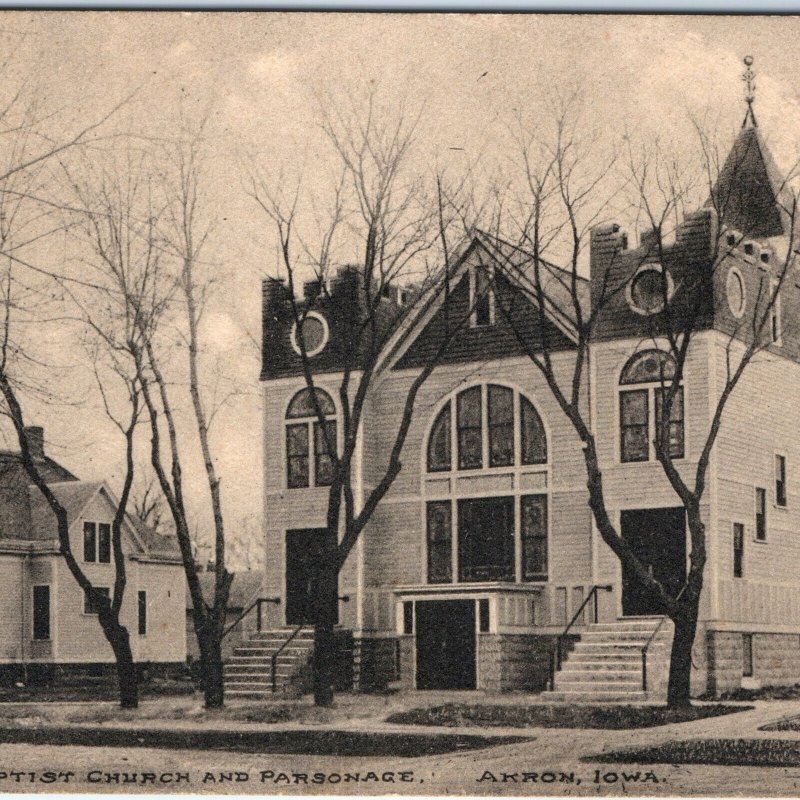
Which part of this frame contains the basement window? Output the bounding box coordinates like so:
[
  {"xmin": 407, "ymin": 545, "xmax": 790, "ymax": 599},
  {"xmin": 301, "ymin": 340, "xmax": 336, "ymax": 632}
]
[{"xmin": 742, "ymin": 633, "xmax": 754, "ymax": 678}]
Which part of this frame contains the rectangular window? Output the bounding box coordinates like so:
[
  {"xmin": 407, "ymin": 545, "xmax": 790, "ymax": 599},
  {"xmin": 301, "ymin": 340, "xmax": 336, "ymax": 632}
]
[
  {"xmin": 733, "ymin": 522, "xmax": 744, "ymax": 578},
  {"xmin": 286, "ymin": 423, "xmax": 310, "ymax": 488},
  {"xmin": 83, "ymin": 586, "xmax": 110, "ymax": 615},
  {"xmin": 521, "ymin": 494, "xmax": 548, "ymax": 580},
  {"xmin": 488, "ymin": 385, "xmax": 514, "ymax": 467},
  {"xmin": 620, "ymin": 389, "xmax": 649, "ymax": 462},
  {"xmin": 83, "ymin": 521, "xmax": 97, "ymax": 562},
  {"xmin": 655, "ymin": 386, "xmax": 685, "ymax": 459},
  {"xmin": 98, "ymin": 523, "xmax": 111, "ymax": 564},
  {"xmin": 313, "ymin": 420, "xmax": 337, "ymax": 486},
  {"xmin": 770, "ymin": 279, "xmax": 782, "ymax": 344},
  {"xmin": 402, "ymin": 601, "xmax": 413, "ymax": 635},
  {"xmin": 472, "ymin": 266, "xmax": 492, "ymax": 327},
  {"xmin": 756, "ymin": 487, "xmax": 767, "ymax": 541},
  {"xmin": 457, "ymin": 386, "xmax": 482, "ymax": 469},
  {"xmin": 426, "ymin": 501, "xmax": 452, "ymax": 584},
  {"xmin": 742, "ymin": 633, "xmax": 754, "ymax": 677},
  {"xmin": 458, "ymin": 496, "xmax": 514, "ymax": 582},
  {"xmin": 138, "ymin": 590, "xmax": 147, "ymax": 635},
  {"xmin": 478, "ymin": 598, "xmax": 490, "ymax": 632},
  {"xmin": 32, "ymin": 585, "xmax": 50, "ymax": 641},
  {"xmin": 776, "ymin": 454, "xmax": 787, "ymax": 507}
]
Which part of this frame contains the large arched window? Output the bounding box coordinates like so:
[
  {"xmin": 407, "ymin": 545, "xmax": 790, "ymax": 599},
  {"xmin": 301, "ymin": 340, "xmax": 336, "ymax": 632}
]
[
  {"xmin": 424, "ymin": 384, "xmax": 549, "ymax": 585},
  {"xmin": 619, "ymin": 350, "xmax": 684, "ymax": 463},
  {"xmin": 285, "ymin": 387, "xmax": 337, "ymax": 488},
  {"xmin": 426, "ymin": 384, "xmax": 547, "ymax": 472}
]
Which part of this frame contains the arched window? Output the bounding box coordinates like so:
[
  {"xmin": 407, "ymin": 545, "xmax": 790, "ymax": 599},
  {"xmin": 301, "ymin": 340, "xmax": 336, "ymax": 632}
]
[
  {"xmin": 426, "ymin": 384, "xmax": 548, "ymax": 472},
  {"xmin": 285, "ymin": 387, "xmax": 337, "ymax": 488},
  {"xmin": 619, "ymin": 350, "xmax": 683, "ymax": 463}
]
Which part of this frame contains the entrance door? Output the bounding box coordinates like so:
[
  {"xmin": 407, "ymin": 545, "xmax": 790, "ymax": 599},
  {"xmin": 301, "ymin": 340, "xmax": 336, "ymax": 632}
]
[
  {"xmin": 285, "ymin": 528, "xmax": 338, "ymax": 625},
  {"xmin": 415, "ymin": 600, "xmax": 476, "ymax": 689},
  {"xmin": 621, "ymin": 508, "xmax": 686, "ymax": 616}
]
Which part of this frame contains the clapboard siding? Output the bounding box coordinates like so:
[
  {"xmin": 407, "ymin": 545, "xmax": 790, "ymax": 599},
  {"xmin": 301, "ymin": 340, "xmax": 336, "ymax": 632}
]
[
  {"xmin": 0, "ymin": 556, "xmax": 23, "ymax": 662},
  {"xmin": 713, "ymin": 332, "xmax": 800, "ymax": 626}
]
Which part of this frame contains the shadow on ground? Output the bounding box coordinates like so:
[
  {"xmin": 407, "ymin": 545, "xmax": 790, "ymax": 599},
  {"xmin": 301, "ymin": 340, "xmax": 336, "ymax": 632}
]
[{"xmin": 0, "ymin": 726, "xmax": 531, "ymax": 757}]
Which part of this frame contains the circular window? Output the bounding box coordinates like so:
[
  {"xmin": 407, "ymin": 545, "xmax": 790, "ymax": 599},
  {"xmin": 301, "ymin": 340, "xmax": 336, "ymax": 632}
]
[
  {"xmin": 726, "ymin": 267, "xmax": 746, "ymax": 318},
  {"xmin": 290, "ymin": 312, "xmax": 329, "ymax": 357},
  {"xmin": 627, "ymin": 265, "xmax": 673, "ymax": 315}
]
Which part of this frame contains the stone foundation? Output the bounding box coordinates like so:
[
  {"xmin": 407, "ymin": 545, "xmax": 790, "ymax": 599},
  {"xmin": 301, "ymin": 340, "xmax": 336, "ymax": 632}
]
[
  {"xmin": 705, "ymin": 630, "xmax": 800, "ymax": 695},
  {"xmin": 478, "ymin": 634, "xmax": 559, "ymax": 692},
  {"xmin": 353, "ymin": 637, "xmax": 399, "ymax": 690}
]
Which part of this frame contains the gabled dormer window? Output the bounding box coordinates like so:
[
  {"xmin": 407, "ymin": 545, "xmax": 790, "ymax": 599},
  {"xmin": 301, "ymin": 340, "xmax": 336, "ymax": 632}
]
[{"xmin": 471, "ymin": 265, "xmax": 494, "ymax": 327}]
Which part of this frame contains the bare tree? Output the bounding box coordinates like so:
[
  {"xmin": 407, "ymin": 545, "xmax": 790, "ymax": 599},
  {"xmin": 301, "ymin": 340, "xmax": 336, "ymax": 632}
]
[
  {"xmin": 490, "ymin": 92, "xmax": 798, "ymax": 707},
  {"xmin": 0, "ymin": 43, "xmax": 137, "ymax": 705},
  {"xmin": 251, "ymin": 92, "xmax": 486, "ymax": 705}
]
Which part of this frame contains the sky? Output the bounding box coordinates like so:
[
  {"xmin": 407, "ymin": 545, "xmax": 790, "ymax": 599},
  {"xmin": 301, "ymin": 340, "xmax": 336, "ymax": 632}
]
[{"xmin": 6, "ymin": 12, "xmax": 800, "ymax": 560}]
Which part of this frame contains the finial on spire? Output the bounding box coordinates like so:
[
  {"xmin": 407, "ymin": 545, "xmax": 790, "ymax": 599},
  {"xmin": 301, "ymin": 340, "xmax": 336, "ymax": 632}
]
[{"xmin": 742, "ymin": 55, "xmax": 758, "ymax": 128}]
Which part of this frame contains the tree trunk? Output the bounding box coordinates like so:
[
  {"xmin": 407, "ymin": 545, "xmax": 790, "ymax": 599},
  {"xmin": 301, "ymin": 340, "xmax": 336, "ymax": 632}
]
[
  {"xmin": 312, "ymin": 554, "xmax": 338, "ymax": 707},
  {"xmin": 200, "ymin": 636, "xmax": 225, "ymax": 708},
  {"xmin": 667, "ymin": 605, "xmax": 699, "ymax": 708},
  {"xmin": 105, "ymin": 622, "xmax": 138, "ymax": 709}
]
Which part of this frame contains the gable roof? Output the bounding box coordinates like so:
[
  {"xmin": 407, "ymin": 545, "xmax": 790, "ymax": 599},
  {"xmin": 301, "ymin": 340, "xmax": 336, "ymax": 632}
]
[
  {"xmin": 708, "ymin": 125, "xmax": 791, "ymax": 239},
  {"xmin": 380, "ymin": 230, "xmax": 589, "ymax": 373}
]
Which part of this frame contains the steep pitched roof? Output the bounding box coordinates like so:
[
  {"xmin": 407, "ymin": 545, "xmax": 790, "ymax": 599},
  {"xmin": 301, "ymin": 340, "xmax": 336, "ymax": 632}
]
[
  {"xmin": 709, "ymin": 125, "xmax": 790, "ymax": 239},
  {"xmin": 28, "ymin": 481, "xmax": 103, "ymax": 541}
]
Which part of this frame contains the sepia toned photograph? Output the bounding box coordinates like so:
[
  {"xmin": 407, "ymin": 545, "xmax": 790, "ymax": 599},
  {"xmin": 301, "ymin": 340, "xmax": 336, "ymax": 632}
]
[{"xmin": 2, "ymin": 9, "xmax": 800, "ymax": 796}]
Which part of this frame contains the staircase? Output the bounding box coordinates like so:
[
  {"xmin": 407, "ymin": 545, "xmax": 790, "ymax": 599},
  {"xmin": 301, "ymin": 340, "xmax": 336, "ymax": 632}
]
[
  {"xmin": 542, "ymin": 616, "xmax": 673, "ymax": 703},
  {"xmin": 224, "ymin": 627, "xmax": 314, "ymax": 699}
]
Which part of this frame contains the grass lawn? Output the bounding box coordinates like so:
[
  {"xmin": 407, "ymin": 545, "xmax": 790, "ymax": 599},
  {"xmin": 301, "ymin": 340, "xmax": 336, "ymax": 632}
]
[
  {"xmin": 386, "ymin": 702, "xmax": 751, "ymax": 729},
  {"xmin": 759, "ymin": 715, "xmax": 800, "ymax": 731},
  {"xmin": 589, "ymin": 738, "xmax": 800, "ymax": 767},
  {"xmin": 0, "ymin": 725, "xmax": 529, "ymax": 757},
  {"xmin": 0, "ymin": 677, "xmax": 195, "ymax": 703}
]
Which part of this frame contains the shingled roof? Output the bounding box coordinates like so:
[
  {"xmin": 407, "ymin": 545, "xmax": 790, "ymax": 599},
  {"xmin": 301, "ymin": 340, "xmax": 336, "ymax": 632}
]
[{"xmin": 708, "ymin": 124, "xmax": 791, "ymax": 239}]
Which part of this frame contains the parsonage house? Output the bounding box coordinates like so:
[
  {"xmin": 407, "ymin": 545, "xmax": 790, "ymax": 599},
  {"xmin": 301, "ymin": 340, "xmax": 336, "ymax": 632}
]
[
  {"xmin": 0, "ymin": 427, "xmax": 186, "ymax": 685},
  {"xmin": 255, "ymin": 113, "xmax": 800, "ymax": 701}
]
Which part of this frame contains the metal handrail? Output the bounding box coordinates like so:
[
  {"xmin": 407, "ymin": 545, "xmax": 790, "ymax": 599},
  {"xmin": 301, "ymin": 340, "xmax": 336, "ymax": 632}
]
[
  {"xmin": 550, "ymin": 584, "xmax": 613, "ymax": 688},
  {"xmin": 271, "ymin": 623, "xmax": 307, "ymax": 693},
  {"xmin": 221, "ymin": 596, "xmax": 281, "ymax": 641},
  {"xmin": 641, "ymin": 615, "xmax": 668, "ymax": 692}
]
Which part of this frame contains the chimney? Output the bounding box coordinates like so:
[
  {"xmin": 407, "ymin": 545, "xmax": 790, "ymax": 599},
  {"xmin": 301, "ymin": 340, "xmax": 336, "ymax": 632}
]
[{"xmin": 25, "ymin": 426, "xmax": 44, "ymax": 460}]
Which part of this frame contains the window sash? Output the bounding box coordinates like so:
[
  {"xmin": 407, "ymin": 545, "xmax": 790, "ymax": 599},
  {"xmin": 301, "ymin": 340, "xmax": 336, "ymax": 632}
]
[
  {"xmin": 473, "ymin": 266, "xmax": 491, "ymax": 326},
  {"xmin": 776, "ymin": 455, "xmax": 787, "ymax": 507},
  {"xmin": 83, "ymin": 522, "xmax": 97, "ymax": 563},
  {"xmin": 458, "ymin": 497, "xmax": 514, "ymax": 582},
  {"xmin": 84, "ymin": 586, "xmax": 110, "ymax": 615},
  {"xmin": 98, "ymin": 523, "xmax": 111, "ymax": 564},
  {"xmin": 457, "ymin": 387, "xmax": 483, "ymax": 469},
  {"xmin": 314, "ymin": 420, "xmax": 337, "ymax": 487},
  {"xmin": 286, "ymin": 423, "xmax": 310, "ymax": 488},
  {"xmin": 620, "ymin": 389, "xmax": 649, "ymax": 462},
  {"xmin": 426, "ymin": 501, "xmax": 452, "ymax": 584},
  {"xmin": 488, "ymin": 386, "xmax": 514, "ymax": 467},
  {"xmin": 733, "ymin": 522, "xmax": 744, "ymax": 578},
  {"xmin": 655, "ymin": 387, "xmax": 685, "ymax": 459},
  {"xmin": 755, "ymin": 487, "xmax": 767, "ymax": 540},
  {"xmin": 138, "ymin": 590, "xmax": 147, "ymax": 636},
  {"xmin": 32, "ymin": 585, "xmax": 50, "ymax": 641},
  {"xmin": 427, "ymin": 403, "xmax": 451, "ymax": 472},
  {"xmin": 521, "ymin": 494, "xmax": 548, "ymax": 580},
  {"xmin": 521, "ymin": 397, "xmax": 547, "ymax": 465}
]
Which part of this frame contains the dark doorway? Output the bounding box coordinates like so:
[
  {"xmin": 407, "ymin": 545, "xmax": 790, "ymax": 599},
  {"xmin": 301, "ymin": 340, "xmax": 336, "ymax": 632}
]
[
  {"xmin": 415, "ymin": 600, "xmax": 476, "ymax": 689},
  {"xmin": 621, "ymin": 507, "xmax": 686, "ymax": 616},
  {"xmin": 285, "ymin": 528, "xmax": 337, "ymax": 626}
]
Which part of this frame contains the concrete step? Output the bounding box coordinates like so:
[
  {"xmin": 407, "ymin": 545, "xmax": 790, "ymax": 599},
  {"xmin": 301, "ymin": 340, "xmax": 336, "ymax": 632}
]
[
  {"xmin": 555, "ymin": 670, "xmax": 642, "ymax": 691},
  {"xmin": 542, "ymin": 690, "xmax": 648, "ymax": 702},
  {"xmin": 562, "ymin": 659, "xmax": 641, "ymax": 671}
]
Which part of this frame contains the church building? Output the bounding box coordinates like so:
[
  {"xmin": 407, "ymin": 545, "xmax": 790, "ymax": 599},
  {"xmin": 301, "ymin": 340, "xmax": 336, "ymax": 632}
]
[{"xmin": 256, "ymin": 84, "xmax": 800, "ymax": 701}]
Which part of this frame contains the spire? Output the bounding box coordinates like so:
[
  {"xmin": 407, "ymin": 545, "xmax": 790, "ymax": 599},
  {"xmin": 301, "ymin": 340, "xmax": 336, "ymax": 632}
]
[{"xmin": 742, "ymin": 55, "xmax": 758, "ymax": 129}]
